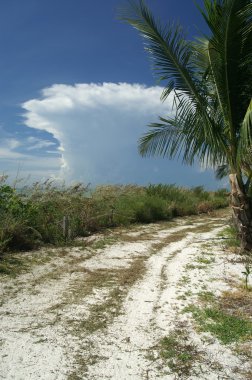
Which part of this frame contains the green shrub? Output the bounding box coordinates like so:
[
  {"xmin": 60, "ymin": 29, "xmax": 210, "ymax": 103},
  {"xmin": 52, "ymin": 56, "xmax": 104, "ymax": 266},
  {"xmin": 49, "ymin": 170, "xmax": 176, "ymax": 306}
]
[
  {"xmin": 134, "ymin": 195, "xmax": 170, "ymax": 223},
  {"xmin": 0, "ymin": 179, "xmax": 229, "ymax": 254}
]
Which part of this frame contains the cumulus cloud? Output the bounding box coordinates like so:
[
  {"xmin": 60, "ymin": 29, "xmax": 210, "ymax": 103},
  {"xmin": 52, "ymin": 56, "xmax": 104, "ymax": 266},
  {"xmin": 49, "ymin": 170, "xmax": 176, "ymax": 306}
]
[
  {"xmin": 19, "ymin": 82, "xmax": 220, "ymax": 188},
  {"xmin": 22, "ymin": 82, "xmax": 176, "ymax": 184}
]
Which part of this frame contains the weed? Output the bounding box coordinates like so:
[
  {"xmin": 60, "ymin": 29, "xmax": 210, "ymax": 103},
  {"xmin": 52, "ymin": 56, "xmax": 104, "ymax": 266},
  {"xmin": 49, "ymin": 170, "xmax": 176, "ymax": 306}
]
[
  {"xmin": 220, "ymin": 289, "xmax": 252, "ymax": 320},
  {"xmin": 0, "ymin": 252, "xmax": 46, "ymax": 277},
  {"xmin": 197, "ymin": 256, "xmax": 215, "ymax": 265},
  {"xmin": 179, "ymin": 275, "xmax": 190, "ymax": 286},
  {"xmin": 158, "ymin": 329, "xmax": 201, "ymax": 377},
  {"xmin": 197, "ymin": 291, "xmax": 216, "ymax": 303}
]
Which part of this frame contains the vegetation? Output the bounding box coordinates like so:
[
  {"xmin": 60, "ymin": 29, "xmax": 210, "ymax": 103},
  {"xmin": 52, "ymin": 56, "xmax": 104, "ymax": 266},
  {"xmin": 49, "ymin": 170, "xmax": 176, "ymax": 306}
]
[
  {"xmin": 0, "ymin": 177, "xmax": 228, "ymax": 253},
  {"xmin": 158, "ymin": 329, "xmax": 201, "ymax": 377},
  {"xmin": 184, "ymin": 304, "xmax": 252, "ymax": 345},
  {"xmin": 120, "ymin": 0, "xmax": 252, "ymax": 250}
]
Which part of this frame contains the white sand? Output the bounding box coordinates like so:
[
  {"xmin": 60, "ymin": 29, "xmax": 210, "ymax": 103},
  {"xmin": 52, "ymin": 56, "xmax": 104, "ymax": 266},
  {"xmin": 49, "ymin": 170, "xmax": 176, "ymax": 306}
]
[{"xmin": 0, "ymin": 211, "xmax": 251, "ymax": 379}]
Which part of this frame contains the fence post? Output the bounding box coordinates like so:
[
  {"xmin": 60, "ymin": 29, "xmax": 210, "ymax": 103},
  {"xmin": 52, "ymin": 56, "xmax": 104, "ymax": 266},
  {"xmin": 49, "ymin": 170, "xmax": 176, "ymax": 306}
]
[{"xmin": 63, "ymin": 216, "xmax": 71, "ymax": 240}]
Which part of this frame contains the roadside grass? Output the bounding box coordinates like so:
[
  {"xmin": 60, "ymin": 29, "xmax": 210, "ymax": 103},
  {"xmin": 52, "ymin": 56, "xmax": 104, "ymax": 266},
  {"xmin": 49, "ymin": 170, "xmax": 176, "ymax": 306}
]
[
  {"xmin": 184, "ymin": 283, "xmax": 252, "ymax": 346},
  {"xmin": 0, "ymin": 209, "xmax": 227, "ymax": 280},
  {"xmin": 220, "ymin": 224, "xmax": 252, "ymax": 290},
  {"xmin": 184, "ymin": 303, "xmax": 252, "ymax": 344},
  {"xmin": 0, "ymin": 179, "xmax": 229, "ymax": 255},
  {"xmin": 219, "ymin": 225, "xmax": 240, "ymax": 249},
  {"xmin": 0, "ymin": 255, "xmax": 27, "ymax": 276},
  {"xmin": 0, "ymin": 251, "xmax": 52, "ymax": 277},
  {"xmin": 181, "ymin": 222, "xmax": 252, "ymax": 353},
  {"xmin": 0, "ymin": 246, "xmax": 82, "ymax": 279},
  {"xmin": 179, "ymin": 221, "xmax": 252, "ymax": 348}
]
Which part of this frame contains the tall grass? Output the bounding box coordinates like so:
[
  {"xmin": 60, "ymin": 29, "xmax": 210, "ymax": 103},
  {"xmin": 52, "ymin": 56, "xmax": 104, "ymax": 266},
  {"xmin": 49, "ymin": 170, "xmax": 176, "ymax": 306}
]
[{"xmin": 0, "ymin": 178, "xmax": 229, "ymax": 253}]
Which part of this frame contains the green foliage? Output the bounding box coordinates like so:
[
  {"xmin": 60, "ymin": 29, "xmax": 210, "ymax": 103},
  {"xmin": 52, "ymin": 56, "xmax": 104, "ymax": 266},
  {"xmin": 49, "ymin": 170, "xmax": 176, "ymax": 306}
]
[
  {"xmin": 242, "ymin": 264, "xmax": 251, "ymax": 290},
  {"xmin": 0, "ymin": 179, "xmax": 228, "ymax": 254},
  {"xmin": 120, "ymin": 0, "xmax": 252, "ymax": 178},
  {"xmin": 219, "ymin": 226, "xmax": 240, "ymax": 248},
  {"xmin": 159, "ymin": 330, "xmax": 200, "ymax": 376},
  {"xmin": 184, "ymin": 304, "xmax": 252, "ymax": 344}
]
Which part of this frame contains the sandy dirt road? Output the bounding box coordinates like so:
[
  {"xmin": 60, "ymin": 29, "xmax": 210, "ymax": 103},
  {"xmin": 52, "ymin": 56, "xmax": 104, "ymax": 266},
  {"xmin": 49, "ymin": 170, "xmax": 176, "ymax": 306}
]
[{"xmin": 0, "ymin": 210, "xmax": 251, "ymax": 379}]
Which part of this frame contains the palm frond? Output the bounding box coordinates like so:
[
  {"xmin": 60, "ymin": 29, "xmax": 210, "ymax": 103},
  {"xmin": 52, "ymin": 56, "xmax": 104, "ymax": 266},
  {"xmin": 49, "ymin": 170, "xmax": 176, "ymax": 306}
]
[
  {"xmin": 199, "ymin": 0, "xmax": 252, "ymax": 140},
  {"xmin": 119, "ymin": 0, "xmax": 202, "ymax": 103},
  {"xmin": 215, "ymin": 164, "xmax": 229, "ymax": 179},
  {"xmin": 139, "ymin": 102, "xmax": 227, "ymax": 168},
  {"xmin": 121, "ymin": 0, "xmax": 252, "ymax": 182},
  {"xmin": 238, "ymin": 99, "xmax": 252, "ymax": 159}
]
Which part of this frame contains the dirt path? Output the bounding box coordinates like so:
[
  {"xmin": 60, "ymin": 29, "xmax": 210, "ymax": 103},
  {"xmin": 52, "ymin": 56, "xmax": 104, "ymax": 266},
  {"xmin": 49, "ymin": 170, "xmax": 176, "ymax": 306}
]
[{"xmin": 0, "ymin": 210, "xmax": 251, "ymax": 379}]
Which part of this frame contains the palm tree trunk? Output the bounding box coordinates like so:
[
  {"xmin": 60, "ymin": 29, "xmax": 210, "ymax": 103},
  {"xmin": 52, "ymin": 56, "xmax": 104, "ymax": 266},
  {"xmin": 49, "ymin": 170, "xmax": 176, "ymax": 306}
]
[{"xmin": 229, "ymin": 174, "xmax": 252, "ymax": 251}]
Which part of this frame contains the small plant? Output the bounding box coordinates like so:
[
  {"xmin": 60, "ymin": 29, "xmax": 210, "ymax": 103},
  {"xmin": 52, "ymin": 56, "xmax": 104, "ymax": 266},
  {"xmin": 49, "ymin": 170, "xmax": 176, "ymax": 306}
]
[{"xmin": 242, "ymin": 264, "xmax": 251, "ymax": 290}]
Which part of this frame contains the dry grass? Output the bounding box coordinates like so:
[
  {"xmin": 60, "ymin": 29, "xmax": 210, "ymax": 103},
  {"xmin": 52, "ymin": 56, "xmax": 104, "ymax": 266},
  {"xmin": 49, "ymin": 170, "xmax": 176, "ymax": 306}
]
[
  {"xmin": 65, "ymin": 255, "xmax": 147, "ymax": 378},
  {"xmin": 220, "ymin": 289, "xmax": 252, "ymax": 321}
]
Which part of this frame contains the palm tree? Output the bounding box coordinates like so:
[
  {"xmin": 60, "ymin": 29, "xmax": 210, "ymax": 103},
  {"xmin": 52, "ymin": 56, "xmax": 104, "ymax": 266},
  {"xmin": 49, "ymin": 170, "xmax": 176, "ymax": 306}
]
[{"xmin": 120, "ymin": 0, "xmax": 252, "ymax": 250}]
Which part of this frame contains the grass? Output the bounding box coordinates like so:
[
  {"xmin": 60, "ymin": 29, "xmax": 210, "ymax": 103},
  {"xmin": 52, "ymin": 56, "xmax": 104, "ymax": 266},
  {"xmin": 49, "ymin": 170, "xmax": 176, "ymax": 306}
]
[
  {"xmin": 0, "ymin": 251, "xmax": 51, "ymax": 277},
  {"xmin": 219, "ymin": 225, "xmax": 240, "ymax": 249},
  {"xmin": 197, "ymin": 256, "xmax": 215, "ymax": 265},
  {"xmin": 0, "ymin": 255, "xmax": 26, "ymax": 276},
  {"xmin": 185, "ymin": 284, "xmax": 252, "ymax": 346},
  {"xmin": 183, "ymin": 224, "xmax": 252, "ymax": 347},
  {"xmin": 184, "ymin": 304, "xmax": 252, "ymax": 344},
  {"xmin": 64, "ymin": 256, "xmax": 147, "ymax": 378},
  {"xmin": 74, "ymin": 256, "xmax": 146, "ymax": 334},
  {"xmin": 158, "ymin": 328, "xmax": 201, "ymax": 377},
  {"xmin": 197, "ymin": 290, "xmax": 216, "ymax": 303},
  {"xmin": 90, "ymin": 236, "xmax": 118, "ymax": 250}
]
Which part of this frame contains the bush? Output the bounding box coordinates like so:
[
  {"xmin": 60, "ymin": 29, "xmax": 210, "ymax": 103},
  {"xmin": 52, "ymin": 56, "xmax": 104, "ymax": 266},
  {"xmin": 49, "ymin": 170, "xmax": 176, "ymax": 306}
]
[
  {"xmin": 134, "ymin": 195, "xmax": 170, "ymax": 223},
  {"xmin": 0, "ymin": 179, "xmax": 229, "ymax": 253}
]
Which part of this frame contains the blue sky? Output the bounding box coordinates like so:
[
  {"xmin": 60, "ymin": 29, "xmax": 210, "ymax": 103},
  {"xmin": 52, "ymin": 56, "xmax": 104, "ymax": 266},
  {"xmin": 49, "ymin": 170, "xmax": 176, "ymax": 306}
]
[{"xmin": 0, "ymin": 0, "xmax": 225, "ymax": 189}]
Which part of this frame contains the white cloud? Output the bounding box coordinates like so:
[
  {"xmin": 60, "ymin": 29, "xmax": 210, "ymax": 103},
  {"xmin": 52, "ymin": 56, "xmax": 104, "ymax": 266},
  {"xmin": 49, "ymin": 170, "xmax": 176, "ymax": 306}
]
[
  {"xmin": 26, "ymin": 137, "xmax": 56, "ymax": 150},
  {"xmin": 18, "ymin": 82, "xmax": 222, "ymax": 188},
  {"xmin": 22, "ymin": 82, "xmax": 175, "ymax": 185},
  {"xmin": 0, "ymin": 137, "xmax": 61, "ymax": 182}
]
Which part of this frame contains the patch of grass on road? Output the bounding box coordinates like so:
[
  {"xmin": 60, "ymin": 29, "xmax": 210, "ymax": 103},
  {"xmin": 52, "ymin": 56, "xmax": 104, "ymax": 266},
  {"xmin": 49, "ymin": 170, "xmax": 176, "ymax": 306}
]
[
  {"xmin": 76, "ymin": 256, "xmax": 146, "ymax": 334},
  {"xmin": 66, "ymin": 256, "xmax": 147, "ymax": 378},
  {"xmin": 158, "ymin": 329, "xmax": 201, "ymax": 377}
]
